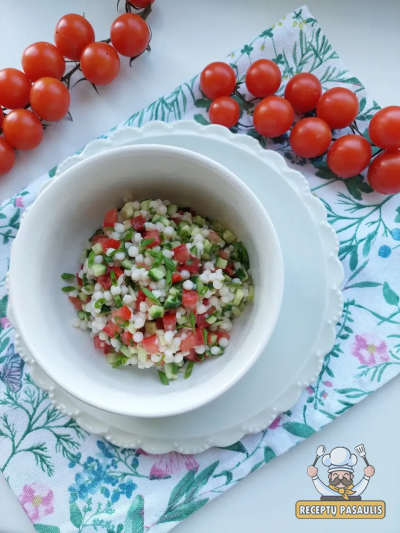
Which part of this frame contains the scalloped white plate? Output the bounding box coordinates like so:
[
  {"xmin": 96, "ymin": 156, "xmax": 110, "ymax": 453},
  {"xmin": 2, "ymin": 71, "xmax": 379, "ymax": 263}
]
[{"xmin": 8, "ymin": 121, "xmax": 343, "ymax": 454}]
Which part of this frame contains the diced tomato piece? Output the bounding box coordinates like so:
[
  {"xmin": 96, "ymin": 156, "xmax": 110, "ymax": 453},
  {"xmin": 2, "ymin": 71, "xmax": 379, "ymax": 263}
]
[
  {"xmin": 92, "ymin": 234, "xmax": 108, "ymax": 245},
  {"xmin": 104, "ymin": 238, "xmax": 121, "ymax": 251},
  {"xmin": 184, "ymin": 258, "xmax": 200, "ymax": 274},
  {"xmin": 216, "ymin": 332, "xmax": 230, "ymax": 341},
  {"xmin": 94, "ymin": 336, "xmax": 106, "ymax": 351},
  {"xmin": 104, "ymin": 344, "xmax": 114, "ymax": 354},
  {"xmin": 69, "ymin": 296, "xmax": 83, "ymax": 310},
  {"xmin": 103, "ymin": 208, "xmax": 118, "ymax": 228},
  {"xmin": 131, "ymin": 215, "xmax": 146, "ymax": 231},
  {"xmin": 196, "ymin": 313, "xmax": 209, "ymax": 329},
  {"xmin": 144, "ymin": 229, "xmax": 161, "ymax": 248},
  {"xmin": 182, "ymin": 289, "xmax": 198, "ymax": 310},
  {"xmin": 103, "ymin": 321, "xmax": 122, "ymax": 338},
  {"xmin": 171, "ymin": 216, "xmax": 181, "ymax": 225},
  {"xmin": 195, "ymin": 328, "xmax": 204, "ymax": 346},
  {"xmin": 219, "ymin": 250, "xmax": 229, "ymax": 260},
  {"xmin": 185, "ymin": 349, "xmax": 199, "ymax": 362},
  {"xmin": 112, "ymin": 305, "xmax": 132, "ymax": 322},
  {"xmin": 142, "ymin": 334, "xmax": 159, "ymax": 354},
  {"xmin": 209, "ymin": 230, "xmax": 220, "ymax": 244},
  {"xmin": 225, "ymin": 263, "xmax": 235, "ymax": 277},
  {"xmin": 106, "ymin": 266, "xmax": 124, "ymax": 278},
  {"xmin": 136, "ymin": 290, "xmax": 147, "ymax": 312},
  {"xmin": 97, "ymin": 275, "xmax": 112, "ymax": 290},
  {"xmin": 172, "ymin": 273, "xmax": 183, "ymax": 284},
  {"xmin": 172, "ymin": 243, "xmax": 190, "ymax": 264},
  {"xmin": 180, "ymin": 331, "xmax": 197, "ymax": 352},
  {"xmin": 163, "ymin": 313, "xmax": 177, "ymax": 331},
  {"xmin": 202, "ymin": 298, "xmax": 209, "ymax": 306},
  {"xmin": 121, "ymin": 331, "xmax": 134, "ymax": 346},
  {"xmin": 77, "ymin": 275, "xmax": 83, "ymax": 287},
  {"xmin": 156, "ymin": 318, "xmax": 164, "ymax": 330}
]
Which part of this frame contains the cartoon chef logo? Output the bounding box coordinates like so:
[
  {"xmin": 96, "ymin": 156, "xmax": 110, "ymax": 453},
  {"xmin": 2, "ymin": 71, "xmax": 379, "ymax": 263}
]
[{"xmin": 307, "ymin": 444, "xmax": 375, "ymax": 501}]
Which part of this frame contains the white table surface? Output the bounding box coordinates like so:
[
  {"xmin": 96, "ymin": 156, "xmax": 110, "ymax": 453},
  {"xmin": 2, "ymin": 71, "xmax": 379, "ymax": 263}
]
[{"xmin": 1, "ymin": 1, "xmax": 399, "ymax": 532}]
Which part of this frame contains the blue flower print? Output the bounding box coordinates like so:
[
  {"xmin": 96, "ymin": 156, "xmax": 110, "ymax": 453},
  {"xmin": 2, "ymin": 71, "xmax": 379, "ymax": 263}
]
[{"xmin": 378, "ymin": 245, "xmax": 391, "ymax": 258}]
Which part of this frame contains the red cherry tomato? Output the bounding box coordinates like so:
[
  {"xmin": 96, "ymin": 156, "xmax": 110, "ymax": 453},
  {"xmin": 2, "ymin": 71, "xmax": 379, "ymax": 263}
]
[
  {"xmin": 54, "ymin": 14, "xmax": 95, "ymax": 61},
  {"xmin": 0, "ymin": 137, "xmax": 15, "ymax": 176},
  {"xmin": 128, "ymin": 0, "xmax": 155, "ymax": 6},
  {"xmin": 30, "ymin": 78, "xmax": 70, "ymax": 122},
  {"xmin": 3, "ymin": 110, "xmax": 43, "ymax": 151},
  {"xmin": 22, "ymin": 42, "xmax": 65, "ymax": 82},
  {"xmin": 284, "ymin": 73, "xmax": 322, "ymax": 113},
  {"xmin": 0, "ymin": 109, "xmax": 3, "ymax": 130},
  {"xmin": 130, "ymin": 214, "xmax": 146, "ymax": 231},
  {"xmin": 290, "ymin": 117, "xmax": 332, "ymax": 158},
  {"xmin": 316, "ymin": 87, "xmax": 359, "ymax": 130},
  {"xmin": 368, "ymin": 150, "xmax": 400, "ymax": 195},
  {"xmin": 200, "ymin": 62, "xmax": 236, "ymax": 100},
  {"xmin": 0, "ymin": 68, "xmax": 31, "ymax": 110},
  {"xmin": 327, "ymin": 135, "xmax": 372, "ymax": 178},
  {"xmin": 80, "ymin": 43, "xmax": 120, "ymax": 86},
  {"xmin": 369, "ymin": 106, "xmax": 400, "ymax": 151},
  {"xmin": 253, "ymin": 96, "xmax": 294, "ymax": 138},
  {"xmin": 209, "ymin": 96, "xmax": 240, "ymax": 128},
  {"xmin": 110, "ymin": 14, "xmax": 150, "ymax": 57},
  {"xmin": 245, "ymin": 59, "xmax": 281, "ymax": 98}
]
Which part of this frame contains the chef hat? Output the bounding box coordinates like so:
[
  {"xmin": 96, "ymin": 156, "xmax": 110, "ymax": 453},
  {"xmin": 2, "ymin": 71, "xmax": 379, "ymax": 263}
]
[{"xmin": 322, "ymin": 447, "xmax": 358, "ymax": 473}]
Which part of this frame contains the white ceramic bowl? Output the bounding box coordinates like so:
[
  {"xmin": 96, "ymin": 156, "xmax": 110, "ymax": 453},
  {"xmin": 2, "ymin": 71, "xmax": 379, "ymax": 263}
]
[{"xmin": 9, "ymin": 145, "xmax": 283, "ymax": 418}]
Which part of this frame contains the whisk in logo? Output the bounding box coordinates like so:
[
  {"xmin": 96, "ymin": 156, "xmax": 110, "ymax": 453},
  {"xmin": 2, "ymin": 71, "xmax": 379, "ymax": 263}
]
[{"xmin": 295, "ymin": 444, "xmax": 386, "ymax": 519}]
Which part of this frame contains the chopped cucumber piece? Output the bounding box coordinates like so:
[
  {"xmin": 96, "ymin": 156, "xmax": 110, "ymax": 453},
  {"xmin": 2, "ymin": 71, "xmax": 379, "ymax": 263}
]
[
  {"xmin": 92, "ymin": 264, "xmax": 107, "ymax": 277},
  {"xmin": 201, "ymin": 252, "xmax": 211, "ymax": 261},
  {"xmin": 138, "ymin": 346, "xmax": 147, "ymax": 363},
  {"xmin": 177, "ymin": 316, "xmax": 188, "ymax": 325},
  {"xmin": 164, "ymin": 363, "xmax": 178, "ymax": 381},
  {"xmin": 178, "ymin": 225, "xmax": 191, "ymax": 240},
  {"xmin": 91, "ymin": 243, "xmax": 104, "ymax": 255},
  {"xmin": 121, "ymin": 202, "xmax": 134, "ymax": 220},
  {"xmin": 78, "ymin": 291, "xmax": 88, "ymax": 302},
  {"xmin": 164, "ymin": 294, "xmax": 181, "ymax": 310},
  {"xmin": 212, "ymin": 220, "xmax": 225, "ymax": 231},
  {"xmin": 148, "ymin": 305, "xmax": 165, "ymax": 319},
  {"xmin": 224, "ymin": 274, "xmax": 232, "ymax": 282},
  {"xmin": 106, "ymin": 353, "xmax": 116, "ymax": 365},
  {"xmin": 248, "ymin": 285, "xmax": 254, "ymax": 301},
  {"xmin": 170, "ymin": 241, "xmax": 181, "ymax": 248},
  {"xmin": 209, "ymin": 334, "xmax": 218, "ymax": 346},
  {"xmin": 149, "ymin": 267, "xmax": 165, "ymax": 281},
  {"xmin": 126, "ymin": 323, "xmax": 136, "ymax": 334},
  {"xmin": 191, "ymin": 226, "xmax": 201, "ymax": 237},
  {"xmin": 216, "ymin": 257, "xmax": 228, "ymax": 269},
  {"xmin": 121, "ymin": 259, "xmax": 133, "ymax": 270},
  {"xmin": 223, "ymin": 229, "xmax": 236, "ymax": 243},
  {"xmin": 133, "ymin": 210, "xmax": 141, "ymax": 217},
  {"xmin": 167, "ymin": 204, "xmax": 178, "ymax": 216},
  {"xmin": 120, "ymin": 345, "xmax": 131, "ymax": 358},
  {"xmin": 233, "ymin": 288, "xmax": 244, "ymax": 307},
  {"xmin": 145, "ymin": 321, "xmax": 157, "ymax": 335},
  {"xmin": 206, "ymin": 315, "xmax": 217, "ymax": 325},
  {"xmin": 203, "ymin": 239, "xmax": 212, "ymax": 253},
  {"xmin": 193, "ymin": 215, "xmax": 205, "ymax": 226},
  {"xmin": 159, "ymin": 216, "xmax": 171, "ymax": 226},
  {"xmin": 152, "ymin": 214, "xmax": 161, "ymax": 223},
  {"xmin": 232, "ymin": 306, "xmax": 242, "ymax": 318},
  {"xmin": 140, "ymin": 199, "xmax": 151, "ymax": 211},
  {"xmin": 169, "ymin": 287, "xmax": 181, "ymax": 297},
  {"xmin": 77, "ymin": 311, "xmax": 86, "ymax": 320}
]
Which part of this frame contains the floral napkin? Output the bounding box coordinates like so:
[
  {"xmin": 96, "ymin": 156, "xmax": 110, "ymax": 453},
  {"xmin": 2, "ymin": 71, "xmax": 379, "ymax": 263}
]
[{"xmin": 1, "ymin": 5, "xmax": 399, "ymax": 533}]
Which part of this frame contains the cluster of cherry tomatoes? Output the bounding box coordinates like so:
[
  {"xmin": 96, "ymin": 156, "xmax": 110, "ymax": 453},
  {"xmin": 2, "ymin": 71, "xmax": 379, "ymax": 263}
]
[
  {"xmin": 200, "ymin": 60, "xmax": 400, "ymax": 195},
  {"xmin": 0, "ymin": 0, "xmax": 154, "ymax": 177}
]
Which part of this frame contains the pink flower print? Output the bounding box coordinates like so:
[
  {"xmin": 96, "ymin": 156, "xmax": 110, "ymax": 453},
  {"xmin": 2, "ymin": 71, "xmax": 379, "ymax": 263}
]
[
  {"xmin": 322, "ymin": 392, "xmax": 328, "ymax": 399},
  {"xmin": 352, "ymin": 333, "xmax": 389, "ymax": 366},
  {"xmin": 323, "ymin": 381, "xmax": 333, "ymax": 387},
  {"xmin": 16, "ymin": 197, "xmax": 24, "ymax": 208},
  {"xmin": 149, "ymin": 452, "xmax": 199, "ymax": 480},
  {"xmin": 1, "ymin": 317, "xmax": 11, "ymax": 329},
  {"xmin": 268, "ymin": 416, "xmax": 281, "ymax": 430},
  {"xmin": 19, "ymin": 483, "xmax": 54, "ymax": 523},
  {"xmin": 306, "ymin": 386, "xmax": 314, "ymax": 395}
]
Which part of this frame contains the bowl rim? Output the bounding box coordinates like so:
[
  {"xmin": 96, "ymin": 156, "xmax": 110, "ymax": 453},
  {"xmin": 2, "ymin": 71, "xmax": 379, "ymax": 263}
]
[{"xmin": 9, "ymin": 144, "xmax": 284, "ymax": 417}]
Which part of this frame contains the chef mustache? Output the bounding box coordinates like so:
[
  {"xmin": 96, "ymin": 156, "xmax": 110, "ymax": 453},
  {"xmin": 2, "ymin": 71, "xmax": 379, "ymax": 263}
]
[{"xmin": 329, "ymin": 475, "xmax": 353, "ymax": 486}]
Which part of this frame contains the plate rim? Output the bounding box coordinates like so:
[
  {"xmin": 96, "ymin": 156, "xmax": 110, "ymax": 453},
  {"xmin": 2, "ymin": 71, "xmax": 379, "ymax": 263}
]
[{"xmin": 8, "ymin": 121, "xmax": 343, "ymax": 453}]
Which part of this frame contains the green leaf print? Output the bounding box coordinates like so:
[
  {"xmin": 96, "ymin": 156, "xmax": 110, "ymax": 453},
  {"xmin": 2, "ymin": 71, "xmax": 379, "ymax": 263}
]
[
  {"xmin": 158, "ymin": 499, "xmax": 209, "ymax": 524},
  {"xmin": 193, "ymin": 114, "xmax": 211, "ymax": 126},
  {"xmin": 264, "ymin": 446, "xmax": 276, "ymax": 463},
  {"xmin": 48, "ymin": 166, "xmax": 57, "ymax": 178},
  {"xmin": 343, "ymin": 175, "xmax": 373, "ymax": 201},
  {"xmin": 349, "ymin": 246, "xmax": 358, "ymax": 272},
  {"xmin": 185, "ymin": 461, "xmax": 219, "ymax": 501},
  {"xmin": 283, "ymin": 422, "xmax": 316, "ymax": 438},
  {"xmin": 194, "ymin": 98, "xmax": 212, "ymax": 110},
  {"xmin": 395, "ymin": 206, "xmax": 400, "ymax": 223},
  {"xmin": 124, "ymin": 495, "xmax": 144, "ymax": 533},
  {"xmin": 382, "ymin": 282, "xmax": 399, "ymax": 306},
  {"xmin": 168, "ymin": 469, "xmax": 197, "ymax": 507},
  {"xmin": 346, "ymin": 281, "xmax": 381, "ymax": 290},
  {"xmin": 34, "ymin": 526, "xmax": 61, "ymax": 533},
  {"xmin": 219, "ymin": 441, "xmax": 247, "ymax": 454},
  {"xmin": 213, "ymin": 469, "xmax": 233, "ymax": 484},
  {"xmin": 70, "ymin": 502, "xmax": 83, "ymax": 528}
]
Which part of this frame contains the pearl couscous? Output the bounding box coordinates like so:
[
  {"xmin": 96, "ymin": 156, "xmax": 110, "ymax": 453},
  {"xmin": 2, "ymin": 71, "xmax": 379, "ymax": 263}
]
[{"xmin": 62, "ymin": 199, "xmax": 254, "ymax": 384}]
